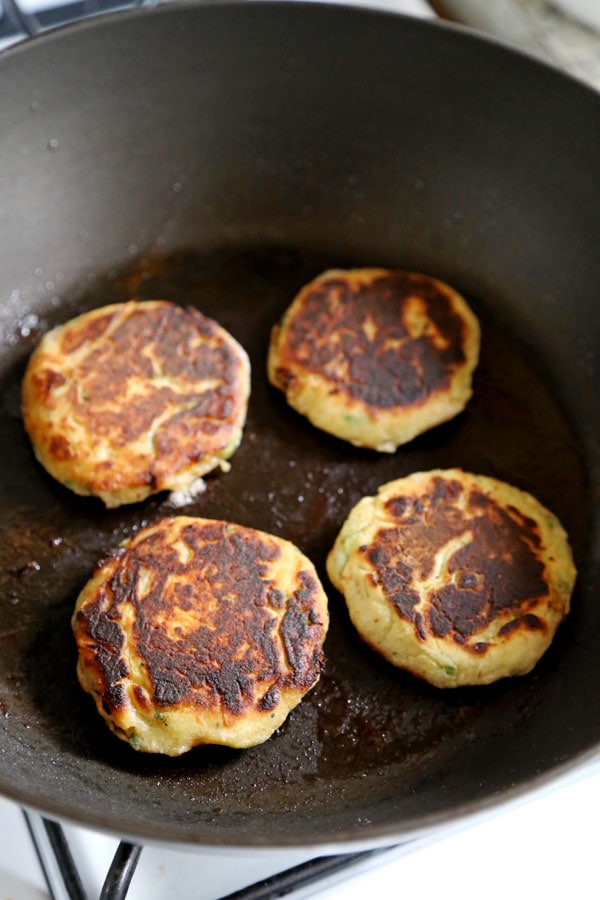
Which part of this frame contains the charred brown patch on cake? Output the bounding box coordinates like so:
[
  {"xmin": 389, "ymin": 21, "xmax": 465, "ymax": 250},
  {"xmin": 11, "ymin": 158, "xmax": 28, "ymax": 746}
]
[
  {"xmin": 75, "ymin": 520, "xmax": 326, "ymax": 718},
  {"xmin": 498, "ymin": 613, "xmax": 547, "ymax": 637},
  {"xmin": 31, "ymin": 367, "xmax": 66, "ymax": 401},
  {"xmin": 364, "ymin": 478, "xmax": 550, "ymax": 648},
  {"xmin": 60, "ymin": 310, "xmax": 114, "ymax": 353},
  {"xmin": 132, "ymin": 684, "xmax": 152, "ymax": 712},
  {"xmin": 73, "ymin": 599, "xmax": 129, "ymax": 712},
  {"xmin": 275, "ymin": 271, "xmax": 468, "ymax": 409},
  {"xmin": 61, "ymin": 303, "xmax": 243, "ymax": 464},
  {"xmin": 279, "ymin": 569, "xmax": 326, "ymax": 688},
  {"xmin": 48, "ymin": 434, "xmax": 74, "ymax": 461}
]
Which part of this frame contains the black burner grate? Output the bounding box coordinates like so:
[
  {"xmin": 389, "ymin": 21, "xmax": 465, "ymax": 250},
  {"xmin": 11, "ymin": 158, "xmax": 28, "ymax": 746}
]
[{"xmin": 24, "ymin": 810, "xmax": 393, "ymax": 900}]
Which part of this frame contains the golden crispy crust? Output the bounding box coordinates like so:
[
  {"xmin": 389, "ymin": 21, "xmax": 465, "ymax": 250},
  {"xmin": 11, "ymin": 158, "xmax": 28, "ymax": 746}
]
[
  {"xmin": 22, "ymin": 301, "xmax": 250, "ymax": 507},
  {"xmin": 72, "ymin": 516, "xmax": 329, "ymax": 753},
  {"xmin": 268, "ymin": 269, "xmax": 480, "ymax": 451},
  {"xmin": 327, "ymin": 470, "xmax": 576, "ymax": 687}
]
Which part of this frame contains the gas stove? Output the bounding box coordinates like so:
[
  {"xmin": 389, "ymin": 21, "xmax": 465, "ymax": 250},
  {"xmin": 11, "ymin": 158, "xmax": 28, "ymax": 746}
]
[{"xmin": 1, "ymin": 1, "xmax": 599, "ymax": 897}]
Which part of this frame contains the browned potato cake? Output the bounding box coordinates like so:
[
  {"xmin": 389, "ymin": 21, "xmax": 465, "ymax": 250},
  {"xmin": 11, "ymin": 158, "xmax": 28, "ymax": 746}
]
[
  {"xmin": 327, "ymin": 469, "xmax": 576, "ymax": 687},
  {"xmin": 22, "ymin": 300, "xmax": 250, "ymax": 507},
  {"xmin": 268, "ymin": 269, "xmax": 480, "ymax": 451},
  {"xmin": 72, "ymin": 516, "xmax": 329, "ymax": 754}
]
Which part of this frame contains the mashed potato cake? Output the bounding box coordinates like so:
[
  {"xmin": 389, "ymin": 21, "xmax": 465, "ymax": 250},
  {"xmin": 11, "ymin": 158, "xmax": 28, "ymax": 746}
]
[
  {"xmin": 72, "ymin": 516, "xmax": 329, "ymax": 754},
  {"xmin": 327, "ymin": 469, "xmax": 576, "ymax": 688},
  {"xmin": 22, "ymin": 300, "xmax": 250, "ymax": 507},
  {"xmin": 268, "ymin": 269, "xmax": 480, "ymax": 451}
]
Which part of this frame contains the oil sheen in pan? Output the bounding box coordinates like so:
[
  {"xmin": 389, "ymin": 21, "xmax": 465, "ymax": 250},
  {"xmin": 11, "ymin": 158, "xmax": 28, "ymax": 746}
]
[{"xmin": 0, "ymin": 246, "xmax": 588, "ymax": 827}]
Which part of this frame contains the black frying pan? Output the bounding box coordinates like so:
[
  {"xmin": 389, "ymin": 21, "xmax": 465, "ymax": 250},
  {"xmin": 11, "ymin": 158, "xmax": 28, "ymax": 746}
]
[{"xmin": 0, "ymin": 1, "xmax": 599, "ymax": 849}]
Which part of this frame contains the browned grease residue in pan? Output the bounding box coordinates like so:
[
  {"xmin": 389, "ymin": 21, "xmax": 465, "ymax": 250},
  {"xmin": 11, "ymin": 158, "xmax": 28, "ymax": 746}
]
[{"xmin": 0, "ymin": 247, "xmax": 588, "ymax": 820}]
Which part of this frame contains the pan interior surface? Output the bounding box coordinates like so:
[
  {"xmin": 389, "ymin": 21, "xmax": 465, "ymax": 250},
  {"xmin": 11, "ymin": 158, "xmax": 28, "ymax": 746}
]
[{"xmin": 0, "ymin": 2, "xmax": 598, "ymax": 847}]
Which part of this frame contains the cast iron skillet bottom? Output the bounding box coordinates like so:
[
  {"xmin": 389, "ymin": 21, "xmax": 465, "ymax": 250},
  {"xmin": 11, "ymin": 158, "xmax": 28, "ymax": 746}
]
[{"xmin": 0, "ymin": 246, "xmax": 588, "ymax": 845}]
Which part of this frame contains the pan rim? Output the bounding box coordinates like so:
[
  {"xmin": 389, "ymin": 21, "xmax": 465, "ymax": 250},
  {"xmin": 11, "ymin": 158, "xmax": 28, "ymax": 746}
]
[
  {"xmin": 10, "ymin": 746, "xmax": 600, "ymax": 849},
  {"xmin": 0, "ymin": 0, "xmax": 599, "ymax": 102}
]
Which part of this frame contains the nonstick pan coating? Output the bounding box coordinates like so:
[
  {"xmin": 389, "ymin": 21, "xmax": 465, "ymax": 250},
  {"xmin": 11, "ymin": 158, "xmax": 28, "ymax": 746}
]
[{"xmin": 0, "ymin": 2, "xmax": 599, "ymax": 848}]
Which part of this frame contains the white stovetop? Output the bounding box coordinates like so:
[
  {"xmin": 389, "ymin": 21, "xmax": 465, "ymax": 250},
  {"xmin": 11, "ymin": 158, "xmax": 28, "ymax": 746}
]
[{"xmin": 1, "ymin": 1, "xmax": 599, "ymax": 897}]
